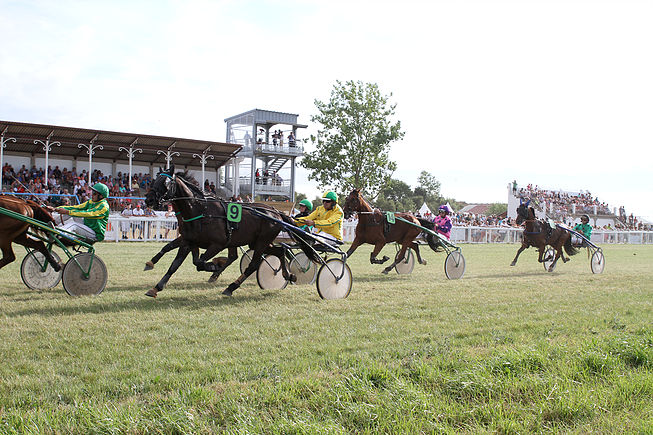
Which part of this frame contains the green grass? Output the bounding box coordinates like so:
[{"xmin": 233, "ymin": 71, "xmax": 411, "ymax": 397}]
[{"xmin": 0, "ymin": 243, "xmax": 651, "ymax": 433}]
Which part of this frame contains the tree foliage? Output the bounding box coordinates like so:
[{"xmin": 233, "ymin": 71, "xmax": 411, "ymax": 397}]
[{"xmin": 300, "ymin": 80, "xmax": 404, "ymax": 199}]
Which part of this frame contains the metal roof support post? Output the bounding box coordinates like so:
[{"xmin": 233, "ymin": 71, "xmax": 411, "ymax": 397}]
[
  {"xmin": 192, "ymin": 147, "xmax": 214, "ymax": 192},
  {"xmin": 118, "ymin": 138, "xmax": 142, "ymax": 193},
  {"xmin": 157, "ymin": 142, "xmax": 180, "ymax": 170},
  {"xmin": 34, "ymin": 130, "xmax": 60, "ymax": 188},
  {"xmin": 250, "ymin": 155, "xmax": 256, "ymax": 200},
  {"xmin": 78, "ymin": 134, "xmax": 103, "ymax": 186},
  {"xmin": 233, "ymin": 157, "xmax": 240, "ymax": 197},
  {"xmin": 290, "ymin": 156, "xmax": 296, "ymax": 202},
  {"xmin": 1, "ymin": 127, "xmax": 17, "ymax": 189}
]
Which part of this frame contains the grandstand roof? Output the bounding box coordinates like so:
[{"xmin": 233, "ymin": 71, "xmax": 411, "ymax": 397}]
[{"xmin": 0, "ymin": 120, "xmax": 242, "ymax": 170}]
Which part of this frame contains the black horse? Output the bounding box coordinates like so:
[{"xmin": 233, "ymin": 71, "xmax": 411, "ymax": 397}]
[
  {"xmin": 144, "ymin": 166, "xmax": 319, "ymax": 297},
  {"xmin": 511, "ymin": 199, "xmax": 578, "ymax": 271},
  {"xmin": 143, "ymin": 192, "xmax": 230, "ymax": 284}
]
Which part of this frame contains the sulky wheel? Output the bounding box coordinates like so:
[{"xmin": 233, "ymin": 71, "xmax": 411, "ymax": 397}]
[
  {"xmin": 591, "ymin": 249, "xmax": 605, "ymax": 274},
  {"xmin": 256, "ymin": 255, "xmax": 289, "ymax": 290},
  {"xmin": 289, "ymin": 252, "xmax": 318, "ymax": 285},
  {"xmin": 394, "ymin": 249, "xmax": 415, "ymax": 275},
  {"xmin": 444, "ymin": 250, "xmax": 466, "ymax": 280},
  {"xmin": 20, "ymin": 250, "xmax": 62, "ymax": 290},
  {"xmin": 542, "ymin": 247, "xmax": 556, "ymax": 272},
  {"xmin": 62, "ymin": 253, "xmax": 108, "ymax": 296},
  {"xmin": 239, "ymin": 248, "xmax": 257, "ymax": 281},
  {"xmin": 316, "ymin": 258, "xmax": 352, "ymax": 300}
]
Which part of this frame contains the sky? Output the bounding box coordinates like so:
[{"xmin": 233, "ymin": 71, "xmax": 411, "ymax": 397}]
[{"xmin": 1, "ymin": 0, "xmax": 651, "ymax": 221}]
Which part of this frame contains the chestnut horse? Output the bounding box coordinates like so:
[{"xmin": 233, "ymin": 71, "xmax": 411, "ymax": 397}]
[
  {"xmin": 0, "ymin": 195, "xmax": 62, "ymax": 272},
  {"xmin": 343, "ymin": 188, "xmax": 439, "ymax": 274},
  {"xmin": 511, "ymin": 199, "xmax": 578, "ymax": 271}
]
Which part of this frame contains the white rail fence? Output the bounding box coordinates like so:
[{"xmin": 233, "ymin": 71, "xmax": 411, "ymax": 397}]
[{"xmin": 105, "ymin": 216, "xmax": 653, "ymax": 245}]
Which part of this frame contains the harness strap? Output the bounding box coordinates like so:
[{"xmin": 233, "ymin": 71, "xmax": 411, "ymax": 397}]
[{"xmin": 182, "ymin": 214, "xmax": 204, "ymax": 222}]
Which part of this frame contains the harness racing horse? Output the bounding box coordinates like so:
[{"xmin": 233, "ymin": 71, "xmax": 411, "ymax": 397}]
[
  {"xmin": 145, "ymin": 166, "xmax": 320, "ymax": 297},
  {"xmin": 0, "ymin": 195, "xmax": 62, "ymax": 272},
  {"xmin": 143, "ymin": 187, "xmax": 230, "ymax": 284},
  {"xmin": 511, "ymin": 200, "xmax": 578, "ymax": 272},
  {"xmin": 342, "ymin": 188, "xmax": 440, "ymax": 274}
]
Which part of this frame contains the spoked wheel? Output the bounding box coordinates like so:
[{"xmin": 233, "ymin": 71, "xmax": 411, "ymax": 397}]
[
  {"xmin": 239, "ymin": 249, "xmax": 254, "ymax": 274},
  {"xmin": 591, "ymin": 249, "xmax": 605, "ymax": 274},
  {"xmin": 256, "ymin": 255, "xmax": 289, "ymax": 290},
  {"xmin": 62, "ymin": 253, "xmax": 108, "ymax": 296},
  {"xmin": 444, "ymin": 250, "xmax": 466, "ymax": 279},
  {"xmin": 394, "ymin": 249, "xmax": 415, "ymax": 275},
  {"xmin": 289, "ymin": 252, "xmax": 318, "ymax": 285},
  {"xmin": 542, "ymin": 247, "xmax": 556, "ymax": 272},
  {"xmin": 20, "ymin": 250, "xmax": 62, "ymax": 290},
  {"xmin": 316, "ymin": 258, "xmax": 352, "ymax": 300}
]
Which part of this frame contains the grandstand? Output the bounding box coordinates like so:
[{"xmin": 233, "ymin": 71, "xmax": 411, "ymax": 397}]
[{"xmin": 507, "ymin": 182, "xmax": 650, "ymax": 231}]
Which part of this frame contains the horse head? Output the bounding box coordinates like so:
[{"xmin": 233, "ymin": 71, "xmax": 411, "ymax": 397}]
[
  {"xmin": 515, "ymin": 202, "xmax": 535, "ymax": 225},
  {"xmin": 145, "ymin": 165, "xmax": 175, "ymax": 208},
  {"xmin": 343, "ymin": 188, "xmax": 364, "ymax": 219}
]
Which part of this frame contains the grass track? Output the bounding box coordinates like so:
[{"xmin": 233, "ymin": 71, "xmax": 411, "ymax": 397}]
[{"xmin": 0, "ymin": 243, "xmax": 651, "ymax": 433}]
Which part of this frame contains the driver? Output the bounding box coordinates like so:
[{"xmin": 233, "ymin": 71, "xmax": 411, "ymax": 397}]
[
  {"xmin": 294, "ymin": 199, "xmax": 313, "ymax": 219},
  {"xmin": 573, "ymin": 214, "xmax": 592, "ymax": 244},
  {"xmin": 433, "ymin": 204, "xmax": 453, "ymax": 240},
  {"xmin": 49, "ymin": 182, "xmax": 110, "ymax": 242},
  {"xmin": 294, "ymin": 191, "xmax": 343, "ymax": 242}
]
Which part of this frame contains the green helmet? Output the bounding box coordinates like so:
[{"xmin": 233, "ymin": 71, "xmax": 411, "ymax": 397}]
[
  {"xmin": 322, "ymin": 191, "xmax": 338, "ymax": 202},
  {"xmin": 91, "ymin": 182, "xmax": 109, "ymax": 199},
  {"xmin": 299, "ymin": 199, "xmax": 313, "ymax": 211}
]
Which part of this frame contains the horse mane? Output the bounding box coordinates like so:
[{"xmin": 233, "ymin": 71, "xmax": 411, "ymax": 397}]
[{"xmin": 175, "ymin": 171, "xmax": 213, "ymax": 199}]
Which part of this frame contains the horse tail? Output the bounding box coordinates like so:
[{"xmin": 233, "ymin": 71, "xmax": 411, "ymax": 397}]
[
  {"xmin": 563, "ymin": 236, "xmax": 579, "ymax": 257},
  {"xmin": 30, "ymin": 204, "xmax": 55, "ymax": 224},
  {"xmin": 417, "ymin": 218, "xmax": 441, "ymax": 252},
  {"xmin": 278, "ymin": 213, "xmax": 321, "ymax": 264}
]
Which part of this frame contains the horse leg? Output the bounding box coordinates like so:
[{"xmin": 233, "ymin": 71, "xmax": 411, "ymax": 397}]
[
  {"xmin": 345, "ymin": 238, "xmax": 363, "ymax": 258},
  {"xmin": 14, "ymin": 232, "xmax": 62, "ymax": 272},
  {"xmin": 411, "ymin": 242, "xmax": 427, "ymax": 265},
  {"xmin": 146, "ymin": 243, "xmax": 192, "ymax": 297},
  {"xmin": 548, "ymin": 248, "xmax": 562, "ymax": 272},
  {"xmin": 0, "ymin": 242, "xmax": 17, "ymax": 270},
  {"xmin": 222, "ymin": 245, "xmax": 268, "ymax": 296},
  {"xmin": 510, "ymin": 244, "xmax": 528, "ymax": 266},
  {"xmin": 145, "ymin": 236, "xmax": 182, "ymax": 270},
  {"xmin": 370, "ymin": 241, "xmax": 389, "ymax": 264},
  {"xmin": 382, "ymin": 243, "xmax": 410, "ymax": 274},
  {"xmin": 207, "ymin": 247, "xmax": 238, "ymax": 283},
  {"xmin": 193, "ymin": 244, "xmax": 226, "ymax": 272}
]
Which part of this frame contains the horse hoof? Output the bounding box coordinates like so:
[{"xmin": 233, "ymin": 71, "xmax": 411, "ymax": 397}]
[
  {"xmin": 221, "ymin": 289, "xmax": 233, "ymax": 297},
  {"xmin": 510, "ymin": 262, "xmax": 516, "ymax": 267},
  {"xmin": 208, "ymin": 275, "xmax": 218, "ymax": 283},
  {"xmin": 288, "ymin": 274, "xmax": 297, "ymax": 283},
  {"xmin": 53, "ymin": 262, "xmax": 62, "ymax": 272},
  {"xmin": 381, "ymin": 269, "xmax": 389, "ymax": 275},
  {"xmin": 144, "ymin": 261, "xmax": 154, "ymax": 271},
  {"xmin": 145, "ymin": 288, "xmax": 158, "ymax": 298},
  {"xmin": 381, "ymin": 256, "xmax": 389, "ymax": 263},
  {"xmin": 420, "ymin": 260, "xmax": 427, "ymax": 266}
]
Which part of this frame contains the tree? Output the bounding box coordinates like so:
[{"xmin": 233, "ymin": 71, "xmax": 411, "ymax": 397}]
[
  {"xmin": 487, "ymin": 203, "xmax": 507, "ymax": 215},
  {"xmin": 300, "ymin": 80, "xmax": 404, "ymax": 199},
  {"xmin": 417, "ymin": 171, "xmax": 441, "ymax": 201}
]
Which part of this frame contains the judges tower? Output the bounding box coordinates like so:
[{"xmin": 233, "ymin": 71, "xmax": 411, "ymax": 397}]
[{"xmin": 223, "ymin": 109, "xmax": 306, "ymax": 201}]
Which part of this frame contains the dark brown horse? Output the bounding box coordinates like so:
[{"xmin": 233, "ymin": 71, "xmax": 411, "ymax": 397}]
[
  {"xmin": 511, "ymin": 199, "xmax": 578, "ymax": 271},
  {"xmin": 343, "ymin": 188, "xmax": 439, "ymax": 274},
  {"xmin": 0, "ymin": 195, "xmax": 62, "ymax": 272}
]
